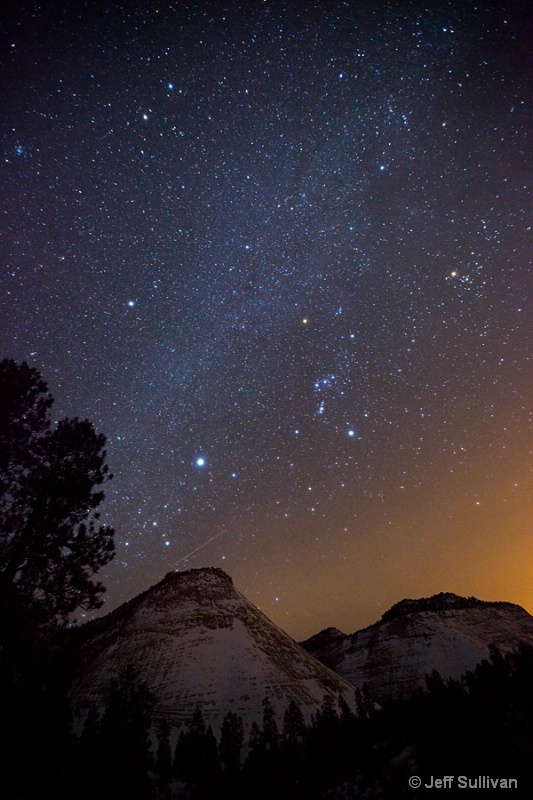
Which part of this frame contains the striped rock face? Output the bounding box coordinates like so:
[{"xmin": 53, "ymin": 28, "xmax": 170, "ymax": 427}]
[
  {"xmin": 301, "ymin": 593, "xmax": 533, "ymax": 703},
  {"xmin": 70, "ymin": 567, "xmax": 357, "ymax": 734}
]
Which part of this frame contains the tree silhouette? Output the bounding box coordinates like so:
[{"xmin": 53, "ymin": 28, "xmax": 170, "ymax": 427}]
[
  {"xmin": 261, "ymin": 696, "xmax": 279, "ymax": 752},
  {"xmin": 174, "ymin": 707, "xmax": 219, "ymax": 791},
  {"xmin": 0, "ymin": 358, "xmax": 115, "ymax": 626},
  {"xmin": 282, "ymin": 699, "xmax": 305, "ymax": 746},
  {"xmin": 219, "ymin": 710, "xmax": 244, "ymax": 774},
  {"xmin": 95, "ymin": 666, "xmax": 154, "ymax": 800}
]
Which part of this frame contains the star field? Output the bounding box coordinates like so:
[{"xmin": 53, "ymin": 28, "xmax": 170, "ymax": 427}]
[{"xmin": 1, "ymin": 1, "xmax": 531, "ymax": 638}]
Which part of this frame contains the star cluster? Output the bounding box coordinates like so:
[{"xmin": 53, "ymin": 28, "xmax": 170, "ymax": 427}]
[{"xmin": 2, "ymin": 1, "xmax": 531, "ymax": 638}]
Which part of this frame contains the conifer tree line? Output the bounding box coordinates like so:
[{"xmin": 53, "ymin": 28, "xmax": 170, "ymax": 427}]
[
  {"xmin": 66, "ymin": 644, "xmax": 533, "ymax": 800},
  {"xmin": 3, "ymin": 643, "xmax": 528, "ymax": 800}
]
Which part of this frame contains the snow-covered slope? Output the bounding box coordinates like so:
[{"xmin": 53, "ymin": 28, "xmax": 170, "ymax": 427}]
[
  {"xmin": 70, "ymin": 567, "xmax": 356, "ymax": 733},
  {"xmin": 301, "ymin": 593, "xmax": 533, "ymax": 702}
]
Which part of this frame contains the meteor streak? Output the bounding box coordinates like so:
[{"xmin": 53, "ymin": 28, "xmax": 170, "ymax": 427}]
[{"xmin": 175, "ymin": 531, "xmax": 226, "ymax": 567}]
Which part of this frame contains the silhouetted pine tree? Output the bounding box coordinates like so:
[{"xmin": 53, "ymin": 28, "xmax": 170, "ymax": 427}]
[
  {"xmin": 314, "ymin": 693, "xmax": 337, "ymax": 731},
  {"xmin": 0, "ymin": 360, "xmax": 116, "ymax": 797},
  {"xmin": 307, "ymin": 694, "xmax": 342, "ymax": 789},
  {"xmin": 240, "ymin": 699, "xmax": 282, "ymax": 799},
  {"xmin": 0, "ymin": 359, "xmax": 115, "ymax": 628},
  {"xmin": 261, "ymin": 696, "xmax": 279, "ymax": 752},
  {"xmin": 282, "ymin": 699, "xmax": 305, "ymax": 746},
  {"xmin": 337, "ymin": 693, "xmax": 354, "ymax": 726},
  {"xmin": 248, "ymin": 720, "xmax": 262, "ymax": 750},
  {"xmin": 354, "ymin": 685, "xmax": 374, "ymax": 719},
  {"xmin": 219, "ymin": 710, "xmax": 244, "ymax": 774},
  {"xmin": 174, "ymin": 707, "xmax": 219, "ymax": 797},
  {"xmin": 97, "ymin": 666, "xmax": 154, "ymax": 800}
]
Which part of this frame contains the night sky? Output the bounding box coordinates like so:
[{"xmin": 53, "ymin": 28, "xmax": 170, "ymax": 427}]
[{"xmin": 2, "ymin": 1, "xmax": 532, "ymax": 640}]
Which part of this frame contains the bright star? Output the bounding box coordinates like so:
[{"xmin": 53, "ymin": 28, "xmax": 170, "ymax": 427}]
[{"xmin": 195, "ymin": 457, "xmax": 206, "ymax": 467}]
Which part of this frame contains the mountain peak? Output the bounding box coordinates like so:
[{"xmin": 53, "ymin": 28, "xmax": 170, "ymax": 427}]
[
  {"xmin": 303, "ymin": 592, "xmax": 533, "ymax": 702},
  {"xmin": 157, "ymin": 566, "xmax": 235, "ymax": 596},
  {"xmin": 301, "ymin": 627, "xmax": 346, "ymax": 651},
  {"xmin": 379, "ymin": 592, "xmax": 517, "ymax": 623},
  {"xmin": 162, "ymin": 566, "xmax": 233, "ymax": 585},
  {"xmin": 70, "ymin": 567, "xmax": 356, "ymax": 733}
]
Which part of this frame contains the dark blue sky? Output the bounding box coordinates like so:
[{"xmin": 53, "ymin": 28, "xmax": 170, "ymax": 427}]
[{"xmin": 2, "ymin": 0, "xmax": 531, "ymax": 638}]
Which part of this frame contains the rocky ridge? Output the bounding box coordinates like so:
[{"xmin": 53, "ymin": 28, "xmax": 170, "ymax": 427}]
[
  {"xmin": 301, "ymin": 592, "xmax": 533, "ymax": 702},
  {"xmin": 69, "ymin": 567, "xmax": 357, "ymax": 733}
]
